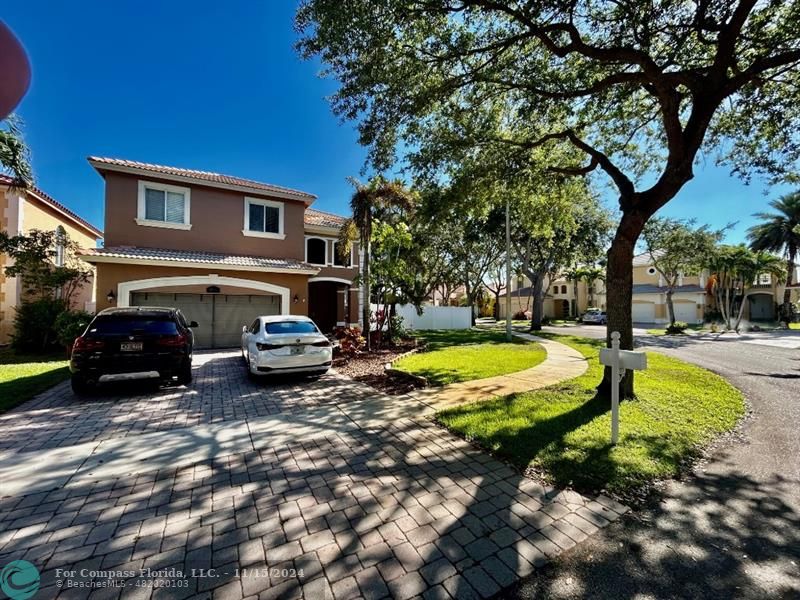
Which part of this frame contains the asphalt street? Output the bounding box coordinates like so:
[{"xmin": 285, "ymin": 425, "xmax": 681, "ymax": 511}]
[{"xmin": 505, "ymin": 328, "xmax": 800, "ymax": 599}]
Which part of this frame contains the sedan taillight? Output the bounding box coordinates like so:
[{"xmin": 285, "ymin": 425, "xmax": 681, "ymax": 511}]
[
  {"xmin": 257, "ymin": 342, "xmax": 285, "ymax": 351},
  {"xmin": 72, "ymin": 337, "xmax": 105, "ymax": 353}
]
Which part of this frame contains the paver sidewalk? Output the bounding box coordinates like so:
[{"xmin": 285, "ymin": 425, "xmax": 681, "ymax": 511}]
[
  {"xmin": 409, "ymin": 333, "xmax": 587, "ymax": 412},
  {"xmin": 0, "ymin": 350, "xmax": 623, "ymax": 600}
]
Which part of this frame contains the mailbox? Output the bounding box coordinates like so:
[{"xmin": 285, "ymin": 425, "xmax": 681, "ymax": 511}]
[{"xmin": 600, "ymin": 348, "xmax": 647, "ymax": 371}]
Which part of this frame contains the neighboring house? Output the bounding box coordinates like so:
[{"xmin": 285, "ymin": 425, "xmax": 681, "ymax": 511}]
[
  {"xmin": 497, "ymin": 274, "xmax": 606, "ymax": 320},
  {"xmin": 630, "ymin": 253, "xmax": 707, "ymax": 324},
  {"xmin": 79, "ymin": 157, "xmax": 359, "ymax": 348},
  {"xmin": 428, "ymin": 284, "xmax": 467, "ymax": 307},
  {"xmin": 1, "ymin": 176, "xmax": 102, "ymax": 344}
]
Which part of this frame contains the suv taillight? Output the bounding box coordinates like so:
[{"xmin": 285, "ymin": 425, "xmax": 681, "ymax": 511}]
[
  {"xmin": 73, "ymin": 337, "xmax": 105, "ymax": 353},
  {"xmin": 157, "ymin": 333, "xmax": 188, "ymax": 347}
]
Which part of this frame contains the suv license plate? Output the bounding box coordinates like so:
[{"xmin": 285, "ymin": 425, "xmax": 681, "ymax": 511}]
[
  {"xmin": 290, "ymin": 346, "xmax": 304, "ymax": 355},
  {"xmin": 120, "ymin": 342, "xmax": 143, "ymax": 352}
]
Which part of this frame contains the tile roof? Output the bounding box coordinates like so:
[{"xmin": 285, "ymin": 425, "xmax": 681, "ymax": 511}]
[
  {"xmin": 88, "ymin": 157, "xmax": 316, "ymax": 203},
  {"xmin": 0, "ymin": 175, "xmax": 102, "ymax": 237},
  {"xmin": 633, "ymin": 284, "xmax": 706, "ymax": 294},
  {"xmin": 80, "ymin": 246, "xmax": 318, "ymax": 272},
  {"xmin": 304, "ymin": 208, "xmax": 347, "ymax": 229}
]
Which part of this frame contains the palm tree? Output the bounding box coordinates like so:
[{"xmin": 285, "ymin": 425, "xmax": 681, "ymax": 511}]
[
  {"xmin": 0, "ymin": 116, "xmax": 33, "ymax": 186},
  {"xmin": 747, "ymin": 192, "xmax": 800, "ymax": 324},
  {"xmin": 339, "ymin": 177, "xmax": 415, "ymax": 350},
  {"xmin": 582, "ymin": 265, "xmax": 605, "ymax": 308},
  {"xmin": 733, "ymin": 251, "xmax": 786, "ymax": 330}
]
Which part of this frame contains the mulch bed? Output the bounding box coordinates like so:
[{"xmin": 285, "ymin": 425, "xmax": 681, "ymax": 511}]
[{"xmin": 333, "ymin": 339, "xmax": 427, "ymax": 395}]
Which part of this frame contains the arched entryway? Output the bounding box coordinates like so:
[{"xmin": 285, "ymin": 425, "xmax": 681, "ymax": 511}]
[{"xmin": 308, "ymin": 277, "xmax": 351, "ymax": 332}]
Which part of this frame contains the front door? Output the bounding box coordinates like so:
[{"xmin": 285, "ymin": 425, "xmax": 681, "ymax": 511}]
[{"xmin": 308, "ymin": 281, "xmax": 339, "ymax": 332}]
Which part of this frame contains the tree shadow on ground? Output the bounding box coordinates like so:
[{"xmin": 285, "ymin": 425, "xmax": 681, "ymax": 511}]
[{"xmin": 502, "ymin": 467, "xmax": 800, "ymax": 599}]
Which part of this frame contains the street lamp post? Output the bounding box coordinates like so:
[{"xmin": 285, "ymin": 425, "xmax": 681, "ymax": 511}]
[{"xmin": 505, "ymin": 198, "xmax": 512, "ymax": 342}]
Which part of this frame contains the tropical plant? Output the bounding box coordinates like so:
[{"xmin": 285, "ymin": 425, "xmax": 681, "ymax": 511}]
[
  {"xmin": 54, "ymin": 309, "xmax": 93, "ymax": 352},
  {"xmin": 707, "ymin": 245, "xmax": 786, "ymax": 331},
  {"xmin": 297, "ymin": 0, "xmax": 800, "ymax": 398},
  {"xmin": 747, "ymin": 192, "xmax": 800, "ymax": 324},
  {"xmin": 642, "ymin": 218, "xmax": 725, "ymax": 325},
  {"xmin": 339, "ymin": 176, "xmax": 416, "ymax": 350},
  {"xmin": 0, "ymin": 115, "xmax": 32, "ymax": 186}
]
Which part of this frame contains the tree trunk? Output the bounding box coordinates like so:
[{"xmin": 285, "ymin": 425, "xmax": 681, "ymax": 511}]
[
  {"xmin": 599, "ymin": 212, "xmax": 645, "ymax": 399},
  {"xmin": 493, "ymin": 291, "xmax": 500, "ymax": 320},
  {"xmin": 362, "ymin": 230, "xmax": 371, "ymax": 351},
  {"xmin": 529, "ymin": 274, "xmax": 545, "ymax": 331},
  {"xmin": 781, "ymin": 244, "xmax": 796, "ymax": 325},
  {"xmin": 572, "ymin": 280, "xmax": 579, "ymax": 317},
  {"xmin": 665, "ymin": 289, "xmax": 675, "ymax": 325}
]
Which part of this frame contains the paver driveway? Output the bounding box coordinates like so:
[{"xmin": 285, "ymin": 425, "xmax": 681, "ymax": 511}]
[{"xmin": 0, "ymin": 351, "xmax": 625, "ymax": 599}]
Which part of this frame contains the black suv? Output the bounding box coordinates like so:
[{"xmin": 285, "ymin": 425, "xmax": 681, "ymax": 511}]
[{"xmin": 70, "ymin": 307, "xmax": 197, "ymax": 394}]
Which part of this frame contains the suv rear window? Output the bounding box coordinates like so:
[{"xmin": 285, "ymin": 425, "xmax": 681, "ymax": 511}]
[
  {"xmin": 264, "ymin": 321, "xmax": 318, "ymax": 334},
  {"xmin": 88, "ymin": 317, "xmax": 179, "ymax": 335}
]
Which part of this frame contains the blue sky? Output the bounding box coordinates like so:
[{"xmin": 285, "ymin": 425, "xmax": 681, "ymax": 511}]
[{"xmin": 3, "ymin": 2, "xmax": 791, "ymax": 244}]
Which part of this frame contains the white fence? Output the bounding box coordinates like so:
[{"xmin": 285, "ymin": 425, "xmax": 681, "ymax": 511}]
[{"xmin": 371, "ymin": 303, "xmax": 472, "ymax": 330}]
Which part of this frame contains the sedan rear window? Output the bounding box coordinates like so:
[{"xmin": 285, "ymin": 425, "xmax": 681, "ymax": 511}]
[
  {"xmin": 88, "ymin": 317, "xmax": 179, "ymax": 335},
  {"xmin": 264, "ymin": 321, "xmax": 319, "ymax": 334}
]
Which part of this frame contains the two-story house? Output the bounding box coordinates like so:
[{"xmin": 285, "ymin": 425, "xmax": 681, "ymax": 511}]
[
  {"xmin": 1, "ymin": 175, "xmax": 102, "ymax": 344},
  {"xmin": 80, "ymin": 158, "xmax": 359, "ymax": 348},
  {"xmin": 497, "ymin": 273, "xmax": 606, "ymax": 320}
]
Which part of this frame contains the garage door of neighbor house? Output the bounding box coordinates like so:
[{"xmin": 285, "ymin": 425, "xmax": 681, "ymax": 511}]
[
  {"xmin": 673, "ymin": 302, "xmax": 697, "ymax": 323},
  {"xmin": 130, "ymin": 292, "xmax": 280, "ymax": 348},
  {"xmin": 632, "ymin": 302, "xmax": 656, "ymax": 323}
]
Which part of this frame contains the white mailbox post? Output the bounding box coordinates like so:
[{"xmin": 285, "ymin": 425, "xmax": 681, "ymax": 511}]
[{"xmin": 599, "ymin": 331, "xmax": 647, "ymax": 444}]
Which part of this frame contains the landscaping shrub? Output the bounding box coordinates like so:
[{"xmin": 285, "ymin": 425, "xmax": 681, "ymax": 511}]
[
  {"xmin": 54, "ymin": 309, "xmax": 93, "ymax": 352},
  {"xmin": 11, "ymin": 298, "xmax": 67, "ymax": 353},
  {"xmin": 665, "ymin": 321, "xmax": 689, "ymax": 335},
  {"xmin": 333, "ymin": 326, "xmax": 366, "ymax": 357},
  {"xmin": 389, "ymin": 314, "xmax": 409, "ymax": 340},
  {"xmin": 512, "ymin": 309, "xmax": 528, "ymax": 320}
]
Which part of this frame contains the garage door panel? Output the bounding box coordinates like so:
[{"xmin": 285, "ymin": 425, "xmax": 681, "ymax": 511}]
[
  {"xmin": 672, "ymin": 302, "xmax": 697, "ymax": 323},
  {"xmin": 213, "ymin": 295, "xmax": 280, "ymax": 348},
  {"xmin": 632, "ymin": 302, "xmax": 655, "ymax": 323},
  {"xmin": 131, "ymin": 292, "xmax": 280, "ymax": 349}
]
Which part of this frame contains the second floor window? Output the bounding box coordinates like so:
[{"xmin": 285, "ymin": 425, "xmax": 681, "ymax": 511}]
[
  {"xmin": 333, "ymin": 241, "xmax": 351, "ymax": 267},
  {"xmin": 146, "ymin": 188, "xmax": 186, "ymax": 223},
  {"xmin": 244, "ymin": 197, "xmax": 284, "ymax": 238},
  {"xmin": 306, "ymin": 238, "xmax": 327, "ymax": 265},
  {"xmin": 137, "ymin": 181, "xmax": 191, "ymax": 228}
]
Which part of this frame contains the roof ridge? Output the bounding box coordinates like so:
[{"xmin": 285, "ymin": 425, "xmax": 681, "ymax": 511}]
[
  {"xmin": 0, "ymin": 175, "xmax": 103, "ymax": 237},
  {"xmin": 88, "ymin": 156, "xmax": 316, "ymax": 200}
]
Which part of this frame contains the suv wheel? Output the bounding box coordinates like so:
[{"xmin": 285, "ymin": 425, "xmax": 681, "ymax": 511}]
[
  {"xmin": 71, "ymin": 375, "xmax": 93, "ymax": 395},
  {"xmin": 178, "ymin": 359, "xmax": 192, "ymax": 385}
]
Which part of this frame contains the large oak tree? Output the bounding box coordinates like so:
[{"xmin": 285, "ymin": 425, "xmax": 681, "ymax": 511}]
[{"xmin": 297, "ymin": 0, "xmax": 800, "ymax": 396}]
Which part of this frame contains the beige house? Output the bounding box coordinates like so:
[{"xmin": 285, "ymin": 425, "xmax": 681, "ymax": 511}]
[
  {"xmin": 497, "ymin": 273, "xmax": 606, "ymax": 320},
  {"xmin": 1, "ymin": 176, "xmax": 102, "ymax": 344},
  {"xmin": 80, "ymin": 157, "xmax": 359, "ymax": 348},
  {"xmin": 496, "ymin": 251, "xmax": 798, "ymax": 324}
]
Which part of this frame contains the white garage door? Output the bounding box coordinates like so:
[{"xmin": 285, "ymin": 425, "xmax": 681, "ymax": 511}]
[
  {"xmin": 631, "ymin": 302, "xmax": 655, "ymax": 323},
  {"xmin": 673, "ymin": 302, "xmax": 697, "ymax": 323},
  {"xmin": 130, "ymin": 292, "xmax": 280, "ymax": 348}
]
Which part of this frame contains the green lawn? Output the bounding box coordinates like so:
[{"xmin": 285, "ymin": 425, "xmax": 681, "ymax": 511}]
[
  {"xmin": 0, "ymin": 348, "xmax": 70, "ymax": 413},
  {"xmin": 437, "ymin": 334, "xmax": 745, "ymax": 495},
  {"xmin": 395, "ymin": 329, "xmax": 547, "ymax": 385}
]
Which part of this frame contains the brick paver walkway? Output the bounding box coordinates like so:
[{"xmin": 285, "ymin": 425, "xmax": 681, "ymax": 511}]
[
  {"xmin": 409, "ymin": 333, "xmax": 588, "ymax": 412},
  {"xmin": 0, "ymin": 351, "xmax": 625, "ymax": 599}
]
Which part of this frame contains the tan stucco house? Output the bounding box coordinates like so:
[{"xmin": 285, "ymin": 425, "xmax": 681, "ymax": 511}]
[
  {"xmin": 80, "ymin": 157, "xmax": 359, "ymax": 348},
  {"xmin": 1, "ymin": 175, "xmax": 102, "ymax": 344},
  {"xmin": 497, "ymin": 273, "xmax": 606, "ymax": 320}
]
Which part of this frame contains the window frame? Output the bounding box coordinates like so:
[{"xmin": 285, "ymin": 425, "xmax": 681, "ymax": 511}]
[
  {"xmin": 305, "ymin": 236, "xmax": 328, "ymax": 266},
  {"xmin": 136, "ymin": 180, "xmax": 192, "ymax": 230},
  {"xmin": 332, "ymin": 241, "xmax": 352, "ymax": 267},
  {"xmin": 242, "ymin": 197, "xmax": 285, "ymax": 239}
]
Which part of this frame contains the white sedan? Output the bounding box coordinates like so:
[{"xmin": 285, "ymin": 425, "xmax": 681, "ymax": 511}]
[
  {"xmin": 241, "ymin": 315, "xmax": 332, "ymax": 377},
  {"xmin": 581, "ymin": 308, "xmax": 608, "ymax": 325}
]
